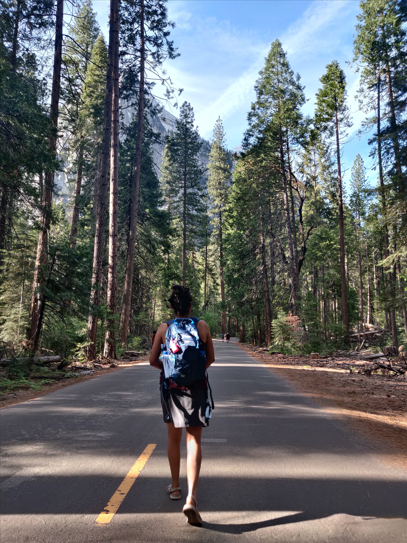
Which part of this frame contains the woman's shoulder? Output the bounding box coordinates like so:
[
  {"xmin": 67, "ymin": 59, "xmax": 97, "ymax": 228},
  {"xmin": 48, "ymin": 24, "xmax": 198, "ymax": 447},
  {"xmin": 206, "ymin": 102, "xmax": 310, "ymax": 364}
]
[{"xmin": 196, "ymin": 319, "xmax": 210, "ymax": 340}]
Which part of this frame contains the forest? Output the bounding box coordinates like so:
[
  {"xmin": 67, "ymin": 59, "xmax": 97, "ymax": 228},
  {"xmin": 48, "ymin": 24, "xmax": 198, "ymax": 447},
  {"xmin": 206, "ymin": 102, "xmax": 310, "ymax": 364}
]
[{"xmin": 0, "ymin": 0, "xmax": 406, "ymax": 380}]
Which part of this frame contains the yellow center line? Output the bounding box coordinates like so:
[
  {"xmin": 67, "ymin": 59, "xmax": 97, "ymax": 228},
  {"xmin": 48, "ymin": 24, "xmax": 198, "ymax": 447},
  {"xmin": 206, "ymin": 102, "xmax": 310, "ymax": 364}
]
[{"xmin": 95, "ymin": 444, "xmax": 156, "ymax": 525}]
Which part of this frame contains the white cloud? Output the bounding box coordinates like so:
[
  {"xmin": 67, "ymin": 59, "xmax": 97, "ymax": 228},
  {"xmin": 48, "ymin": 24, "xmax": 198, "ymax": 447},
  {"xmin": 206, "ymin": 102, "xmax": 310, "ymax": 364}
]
[
  {"xmin": 194, "ymin": 1, "xmax": 356, "ymax": 138},
  {"xmin": 281, "ymin": 0, "xmax": 353, "ymax": 60}
]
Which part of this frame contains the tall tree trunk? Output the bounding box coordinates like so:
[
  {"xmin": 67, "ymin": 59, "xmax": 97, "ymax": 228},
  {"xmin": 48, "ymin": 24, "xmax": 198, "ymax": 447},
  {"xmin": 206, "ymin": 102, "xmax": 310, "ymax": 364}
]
[
  {"xmin": 219, "ymin": 211, "xmax": 226, "ymax": 334},
  {"xmin": 356, "ymin": 225, "xmax": 364, "ymax": 329},
  {"xmin": 239, "ymin": 322, "xmax": 245, "ymax": 343},
  {"xmin": 334, "ymin": 109, "xmax": 349, "ymax": 344},
  {"xmin": 397, "ymin": 262, "xmax": 407, "ymax": 337},
  {"xmin": 251, "ymin": 313, "xmax": 256, "ymax": 345},
  {"xmin": 267, "ymin": 200, "xmax": 276, "ymax": 320},
  {"xmin": 365, "ymin": 240, "xmax": 372, "ymax": 325},
  {"xmin": 203, "ymin": 215, "xmax": 208, "ymax": 309},
  {"xmin": 286, "ymin": 137, "xmax": 298, "ymax": 272},
  {"xmin": 256, "ymin": 309, "xmax": 262, "ymax": 345},
  {"xmin": 104, "ymin": 0, "xmax": 120, "ymax": 358},
  {"xmin": 120, "ymin": 0, "xmax": 145, "ymax": 343},
  {"xmin": 260, "ymin": 210, "xmax": 271, "ymax": 345},
  {"xmin": 182, "ymin": 161, "xmax": 187, "ymax": 287},
  {"xmin": 279, "ymin": 130, "xmax": 297, "ymax": 314},
  {"xmin": 28, "ymin": 0, "xmax": 64, "ymax": 345},
  {"xmin": 322, "ymin": 265, "xmax": 328, "ymax": 339},
  {"xmin": 0, "ymin": 185, "xmax": 8, "ymax": 272},
  {"xmin": 376, "ymin": 73, "xmax": 397, "ymax": 347},
  {"xmin": 373, "ymin": 252, "xmax": 379, "ymax": 326},
  {"xmin": 69, "ymin": 137, "xmax": 84, "ymax": 248},
  {"xmin": 86, "ymin": 0, "xmax": 115, "ymax": 360}
]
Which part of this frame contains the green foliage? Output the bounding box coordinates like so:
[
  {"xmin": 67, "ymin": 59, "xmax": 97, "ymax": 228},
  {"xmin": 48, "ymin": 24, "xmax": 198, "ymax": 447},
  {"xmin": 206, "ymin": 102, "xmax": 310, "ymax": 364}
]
[
  {"xmin": 270, "ymin": 313, "xmax": 302, "ymax": 355},
  {"xmin": 0, "ymin": 377, "xmax": 52, "ymax": 395},
  {"xmin": 3, "ymin": 355, "xmax": 33, "ymax": 380},
  {"xmin": 198, "ymin": 309, "xmax": 221, "ymax": 337}
]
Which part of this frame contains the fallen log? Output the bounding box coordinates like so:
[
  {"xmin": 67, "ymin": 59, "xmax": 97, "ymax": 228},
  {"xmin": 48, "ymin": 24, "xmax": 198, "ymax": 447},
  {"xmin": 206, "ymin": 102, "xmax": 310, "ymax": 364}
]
[
  {"xmin": 359, "ymin": 353, "xmax": 385, "ymax": 361},
  {"xmin": 0, "ymin": 355, "xmax": 61, "ymax": 366},
  {"xmin": 31, "ymin": 374, "xmax": 65, "ymax": 380}
]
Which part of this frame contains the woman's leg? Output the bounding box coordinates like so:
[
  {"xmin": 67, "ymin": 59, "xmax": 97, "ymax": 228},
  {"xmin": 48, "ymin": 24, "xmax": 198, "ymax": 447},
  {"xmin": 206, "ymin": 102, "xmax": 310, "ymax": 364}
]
[
  {"xmin": 167, "ymin": 422, "xmax": 182, "ymax": 497},
  {"xmin": 185, "ymin": 426, "xmax": 203, "ymax": 503}
]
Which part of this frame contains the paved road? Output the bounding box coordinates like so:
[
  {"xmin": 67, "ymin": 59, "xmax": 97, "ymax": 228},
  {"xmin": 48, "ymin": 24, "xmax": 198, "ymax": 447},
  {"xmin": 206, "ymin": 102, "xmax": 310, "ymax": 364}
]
[{"xmin": 1, "ymin": 341, "xmax": 406, "ymax": 542}]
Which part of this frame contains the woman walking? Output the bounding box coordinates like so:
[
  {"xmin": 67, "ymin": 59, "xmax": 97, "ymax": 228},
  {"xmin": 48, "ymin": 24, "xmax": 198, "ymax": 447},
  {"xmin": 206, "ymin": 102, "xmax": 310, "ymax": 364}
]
[{"xmin": 149, "ymin": 285, "xmax": 215, "ymax": 526}]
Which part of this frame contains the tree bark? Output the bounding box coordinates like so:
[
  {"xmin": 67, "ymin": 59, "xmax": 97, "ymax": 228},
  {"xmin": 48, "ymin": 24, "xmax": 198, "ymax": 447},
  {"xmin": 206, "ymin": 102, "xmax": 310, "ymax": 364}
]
[
  {"xmin": 266, "ymin": 200, "xmax": 277, "ymax": 321},
  {"xmin": 86, "ymin": 0, "xmax": 115, "ymax": 360},
  {"xmin": 356, "ymin": 225, "xmax": 364, "ymax": 329},
  {"xmin": 0, "ymin": 185, "xmax": 8, "ymax": 272},
  {"xmin": 203, "ymin": 213, "xmax": 208, "ymax": 309},
  {"xmin": 279, "ymin": 130, "xmax": 297, "ymax": 314},
  {"xmin": 104, "ymin": 0, "xmax": 120, "ymax": 358},
  {"xmin": 120, "ymin": 0, "xmax": 145, "ymax": 343},
  {"xmin": 28, "ymin": 0, "xmax": 64, "ymax": 345},
  {"xmin": 239, "ymin": 322, "xmax": 245, "ymax": 343},
  {"xmin": 376, "ymin": 73, "xmax": 397, "ymax": 347},
  {"xmin": 69, "ymin": 137, "xmax": 84, "ymax": 248},
  {"xmin": 219, "ymin": 211, "xmax": 226, "ymax": 335},
  {"xmin": 286, "ymin": 137, "xmax": 299, "ymax": 272},
  {"xmin": 373, "ymin": 252, "xmax": 379, "ymax": 326},
  {"xmin": 182, "ymin": 155, "xmax": 187, "ymax": 287},
  {"xmin": 334, "ymin": 108, "xmax": 349, "ymax": 344},
  {"xmin": 260, "ymin": 210, "xmax": 271, "ymax": 345},
  {"xmin": 365, "ymin": 240, "xmax": 372, "ymax": 325},
  {"xmin": 397, "ymin": 262, "xmax": 407, "ymax": 337}
]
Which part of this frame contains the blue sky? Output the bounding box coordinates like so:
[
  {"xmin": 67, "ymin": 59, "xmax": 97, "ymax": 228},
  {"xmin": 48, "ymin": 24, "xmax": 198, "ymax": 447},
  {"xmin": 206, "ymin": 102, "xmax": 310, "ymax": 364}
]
[{"xmin": 92, "ymin": 0, "xmax": 375, "ymax": 187}]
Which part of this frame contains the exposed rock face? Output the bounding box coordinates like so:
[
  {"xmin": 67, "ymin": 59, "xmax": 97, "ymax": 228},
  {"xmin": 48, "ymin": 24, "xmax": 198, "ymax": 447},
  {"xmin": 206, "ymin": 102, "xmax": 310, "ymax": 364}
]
[
  {"xmin": 57, "ymin": 99, "xmax": 212, "ymax": 206},
  {"xmin": 122, "ymin": 99, "xmax": 211, "ymax": 180}
]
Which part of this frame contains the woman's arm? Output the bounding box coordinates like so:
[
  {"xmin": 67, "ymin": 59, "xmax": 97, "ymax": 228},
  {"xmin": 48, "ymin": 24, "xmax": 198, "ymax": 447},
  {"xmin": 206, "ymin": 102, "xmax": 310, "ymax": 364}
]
[
  {"xmin": 197, "ymin": 320, "xmax": 215, "ymax": 369},
  {"xmin": 149, "ymin": 323, "xmax": 167, "ymax": 370}
]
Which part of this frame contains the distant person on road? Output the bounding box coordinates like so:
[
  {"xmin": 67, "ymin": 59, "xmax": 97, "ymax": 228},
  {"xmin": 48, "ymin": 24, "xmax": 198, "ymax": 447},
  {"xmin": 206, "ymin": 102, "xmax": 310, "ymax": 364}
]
[
  {"xmin": 221, "ymin": 333, "xmax": 224, "ymax": 342},
  {"xmin": 149, "ymin": 285, "xmax": 215, "ymax": 526},
  {"xmin": 225, "ymin": 333, "xmax": 230, "ymax": 343}
]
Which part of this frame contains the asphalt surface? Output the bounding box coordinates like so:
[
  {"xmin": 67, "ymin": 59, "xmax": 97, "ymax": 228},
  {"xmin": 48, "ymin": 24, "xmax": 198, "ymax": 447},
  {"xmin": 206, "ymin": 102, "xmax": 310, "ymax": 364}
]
[{"xmin": 1, "ymin": 340, "xmax": 406, "ymax": 542}]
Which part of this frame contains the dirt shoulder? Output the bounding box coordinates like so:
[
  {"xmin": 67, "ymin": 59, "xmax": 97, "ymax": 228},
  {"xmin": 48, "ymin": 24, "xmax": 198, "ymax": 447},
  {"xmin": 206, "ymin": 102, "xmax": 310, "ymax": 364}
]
[
  {"xmin": 238, "ymin": 343, "xmax": 407, "ymax": 472},
  {"xmin": 0, "ymin": 357, "xmax": 149, "ymax": 410}
]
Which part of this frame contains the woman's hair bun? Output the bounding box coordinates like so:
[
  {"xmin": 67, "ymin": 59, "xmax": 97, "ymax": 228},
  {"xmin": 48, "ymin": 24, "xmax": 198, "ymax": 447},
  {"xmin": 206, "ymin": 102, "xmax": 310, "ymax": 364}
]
[{"xmin": 168, "ymin": 284, "xmax": 192, "ymax": 316}]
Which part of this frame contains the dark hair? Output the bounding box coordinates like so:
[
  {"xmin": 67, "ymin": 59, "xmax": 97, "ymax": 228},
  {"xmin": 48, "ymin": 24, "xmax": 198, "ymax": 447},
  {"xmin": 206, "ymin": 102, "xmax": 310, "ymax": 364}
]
[{"xmin": 168, "ymin": 284, "xmax": 192, "ymax": 316}]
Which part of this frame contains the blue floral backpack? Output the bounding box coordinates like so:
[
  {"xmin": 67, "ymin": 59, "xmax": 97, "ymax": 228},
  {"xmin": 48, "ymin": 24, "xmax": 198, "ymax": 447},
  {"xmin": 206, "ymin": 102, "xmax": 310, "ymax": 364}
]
[{"xmin": 161, "ymin": 317, "xmax": 207, "ymax": 387}]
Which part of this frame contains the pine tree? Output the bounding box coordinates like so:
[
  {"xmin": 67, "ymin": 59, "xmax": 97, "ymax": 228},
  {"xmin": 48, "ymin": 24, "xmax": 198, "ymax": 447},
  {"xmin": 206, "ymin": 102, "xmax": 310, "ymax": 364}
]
[
  {"xmin": 70, "ymin": 33, "xmax": 108, "ymax": 245},
  {"xmin": 244, "ymin": 39, "xmax": 307, "ymax": 317},
  {"xmin": 207, "ymin": 117, "xmax": 231, "ymax": 335},
  {"xmin": 0, "ymin": 0, "xmax": 55, "ymax": 273},
  {"xmin": 350, "ymin": 155, "xmax": 370, "ymax": 329},
  {"xmin": 28, "ymin": 0, "xmax": 64, "ymax": 351},
  {"xmin": 353, "ymin": 0, "xmax": 407, "ymax": 346},
  {"xmin": 61, "ymin": 0, "xmax": 100, "ymax": 248},
  {"xmin": 119, "ymin": 0, "xmax": 178, "ymax": 344},
  {"xmin": 104, "ymin": 0, "xmax": 120, "ymax": 358},
  {"xmin": 165, "ymin": 102, "xmax": 205, "ymax": 286},
  {"xmin": 315, "ymin": 60, "xmax": 352, "ymax": 344},
  {"xmin": 86, "ymin": 0, "xmax": 116, "ymax": 360}
]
